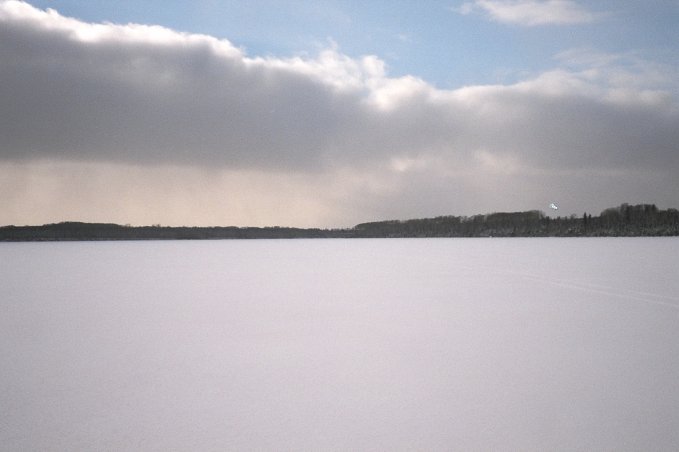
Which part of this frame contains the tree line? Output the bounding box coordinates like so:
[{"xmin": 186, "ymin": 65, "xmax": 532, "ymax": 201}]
[
  {"xmin": 353, "ymin": 203, "xmax": 679, "ymax": 237},
  {"xmin": 1, "ymin": 203, "xmax": 678, "ymax": 241}
]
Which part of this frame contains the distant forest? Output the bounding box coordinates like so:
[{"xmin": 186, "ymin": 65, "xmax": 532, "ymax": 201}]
[{"xmin": 1, "ymin": 203, "xmax": 678, "ymax": 241}]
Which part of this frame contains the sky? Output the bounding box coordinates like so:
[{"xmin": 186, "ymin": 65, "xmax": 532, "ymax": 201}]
[{"xmin": 1, "ymin": 0, "xmax": 678, "ymax": 227}]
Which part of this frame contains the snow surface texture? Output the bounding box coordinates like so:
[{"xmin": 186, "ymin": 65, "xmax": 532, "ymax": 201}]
[{"xmin": 1, "ymin": 238, "xmax": 678, "ymax": 450}]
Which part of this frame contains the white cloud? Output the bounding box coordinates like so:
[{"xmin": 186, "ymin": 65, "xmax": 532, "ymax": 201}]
[
  {"xmin": 457, "ymin": 0, "xmax": 596, "ymax": 26},
  {"xmin": 0, "ymin": 0, "xmax": 677, "ymax": 226}
]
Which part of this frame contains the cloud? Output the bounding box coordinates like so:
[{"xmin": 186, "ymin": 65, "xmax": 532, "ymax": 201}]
[
  {"xmin": 0, "ymin": 1, "xmax": 678, "ymax": 226},
  {"xmin": 456, "ymin": 0, "xmax": 596, "ymax": 26}
]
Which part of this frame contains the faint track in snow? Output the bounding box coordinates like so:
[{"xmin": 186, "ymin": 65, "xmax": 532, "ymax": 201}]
[
  {"xmin": 466, "ymin": 264, "xmax": 679, "ymax": 310},
  {"xmin": 516, "ymin": 271, "xmax": 679, "ymax": 310}
]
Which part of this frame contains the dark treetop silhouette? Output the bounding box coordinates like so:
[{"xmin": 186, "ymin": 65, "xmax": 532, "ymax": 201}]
[{"xmin": 1, "ymin": 204, "xmax": 677, "ymax": 241}]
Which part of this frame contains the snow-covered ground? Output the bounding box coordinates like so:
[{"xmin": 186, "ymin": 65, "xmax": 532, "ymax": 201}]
[{"xmin": 1, "ymin": 238, "xmax": 678, "ymax": 450}]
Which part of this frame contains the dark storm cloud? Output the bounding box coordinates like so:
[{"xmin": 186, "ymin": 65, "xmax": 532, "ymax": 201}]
[
  {"xmin": 0, "ymin": 5, "xmax": 354, "ymax": 169},
  {"xmin": 1, "ymin": 1, "xmax": 678, "ymax": 174}
]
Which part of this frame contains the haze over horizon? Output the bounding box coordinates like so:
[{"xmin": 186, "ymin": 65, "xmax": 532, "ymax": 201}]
[{"xmin": 1, "ymin": 0, "xmax": 678, "ymax": 227}]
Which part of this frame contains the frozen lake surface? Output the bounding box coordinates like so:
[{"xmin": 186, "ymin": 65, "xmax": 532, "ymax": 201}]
[{"xmin": 1, "ymin": 238, "xmax": 678, "ymax": 451}]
